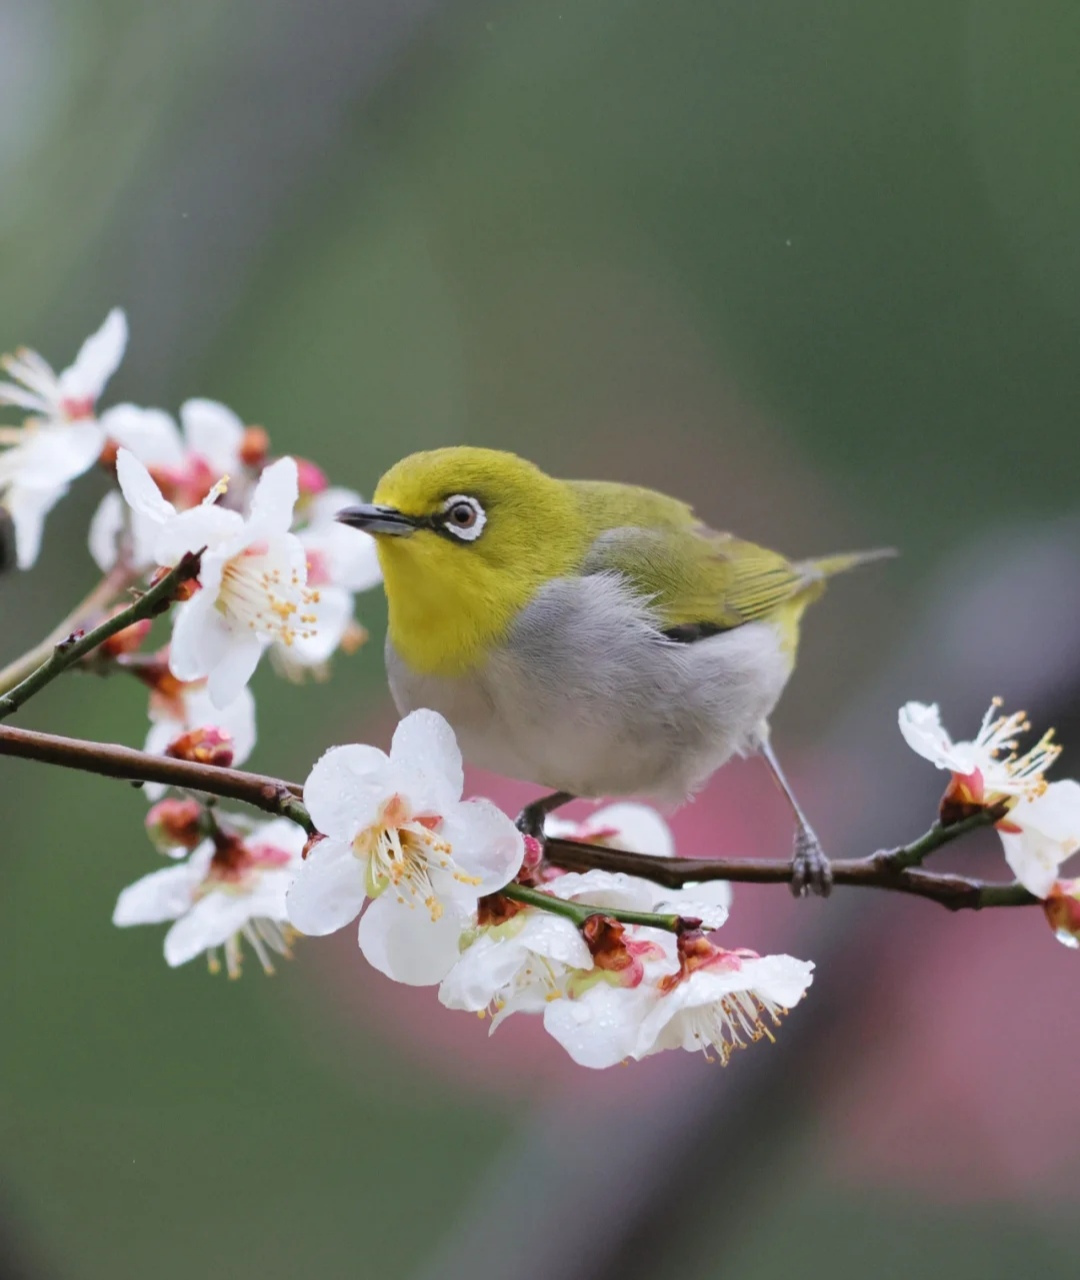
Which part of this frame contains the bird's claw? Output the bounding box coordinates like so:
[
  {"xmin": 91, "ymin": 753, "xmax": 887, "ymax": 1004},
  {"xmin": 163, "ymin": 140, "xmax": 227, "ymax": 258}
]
[
  {"xmin": 790, "ymin": 825, "xmax": 833, "ymax": 898},
  {"xmin": 515, "ymin": 802, "xmax": 549, "ymax": 841}
]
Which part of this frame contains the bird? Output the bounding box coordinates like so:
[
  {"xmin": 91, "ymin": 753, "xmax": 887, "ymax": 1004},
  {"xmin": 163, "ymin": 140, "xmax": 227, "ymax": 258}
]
[{"xmin": 337, "ymin": 447, "xmax": 892, "ymax": 895}]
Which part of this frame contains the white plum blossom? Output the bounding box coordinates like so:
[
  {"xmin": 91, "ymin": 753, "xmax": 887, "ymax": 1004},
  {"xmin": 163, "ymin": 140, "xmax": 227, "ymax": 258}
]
[
  {"xmin": 544, "ymin": 802, "xmax": 732, "ymax": 929},
  {"xmin": 113, "ymin": 817, "xmax": 305, "ymax": 977},
  {"xmin": 633, "ymin": 949, "xmax": 815, "ymax": 1064},
  {"xmin": 116, "ymin": 448, "xmax": 317, "ymax": 707},
  {"xmin": 91, "ymin": 400, "xmax": 258, "ymax": 573},
  {"xmin": 272, "ymin": 486, "xmax": 382, "ymax": 677},
  {"xmin": 544, "ymin": 937, "xmax": 814, "ymax": 1069},
  {"xmin": 0, "ymin": 309, "xmax": 127, "ymax": 568},
  {"xmin": 900, "ymin": 700, "xmax": 1080, "ymax": 897},
  {"xmin": 0, "ymin": 308, "xmax": 127, "ymax": 423},
  {"xmin": 287, "ymin": 710, "xmax": 524, "ymax": 985},
  {"xmin": 143, "ymin": 680, "xmax": 257, "ymax": 805},
  {"xmin": 439, "ymin": 907, "xmax": 593, "ymax": 1025}
]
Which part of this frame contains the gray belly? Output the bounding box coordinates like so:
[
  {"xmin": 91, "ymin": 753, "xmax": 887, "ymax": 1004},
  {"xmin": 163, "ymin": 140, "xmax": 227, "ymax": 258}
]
[{"xmin": 385, "ymin": 573, "xmax": 792, "ymax": 805}]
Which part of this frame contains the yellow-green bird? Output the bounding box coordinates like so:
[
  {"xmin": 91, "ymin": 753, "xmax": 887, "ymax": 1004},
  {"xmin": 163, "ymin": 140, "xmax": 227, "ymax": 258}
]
[{"xmin": 337, "ymin": 447, "xmax": 891, "ymax": 895}]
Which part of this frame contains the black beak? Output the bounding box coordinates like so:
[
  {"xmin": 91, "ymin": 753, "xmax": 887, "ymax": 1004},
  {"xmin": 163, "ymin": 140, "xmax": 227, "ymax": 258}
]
[{"xmin": 335, "ymin": 503, "xmax": 419, "ymax": 537}]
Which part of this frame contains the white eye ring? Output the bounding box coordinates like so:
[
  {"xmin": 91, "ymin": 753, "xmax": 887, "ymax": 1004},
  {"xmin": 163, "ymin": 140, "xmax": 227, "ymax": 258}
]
[{"xmin": 440, "ymin": 494, "xmax": 487, "ymax": 542}]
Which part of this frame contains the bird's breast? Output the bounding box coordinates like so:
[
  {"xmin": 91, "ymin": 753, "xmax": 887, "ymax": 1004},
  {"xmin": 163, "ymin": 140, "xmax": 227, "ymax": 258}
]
[{"xmin": 385, "ymin": 573, "xmax": 793, "ymax": 802}]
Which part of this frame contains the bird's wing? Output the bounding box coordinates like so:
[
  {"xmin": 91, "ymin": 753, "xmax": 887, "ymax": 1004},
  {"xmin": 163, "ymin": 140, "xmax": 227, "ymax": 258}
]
[{"xmin": 579, "ymin": 522, "xmax": 809, "ymax": 633}]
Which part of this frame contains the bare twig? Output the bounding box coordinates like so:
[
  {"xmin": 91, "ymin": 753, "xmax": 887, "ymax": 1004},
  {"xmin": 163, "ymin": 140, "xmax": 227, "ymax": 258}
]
[
  {"xmin": 0, "ymin": 722, "xmax": 1038, "ymax": 911},
  {"xmin": 0, "ymin": 724, "xmax": 310, "ymax": 830}
]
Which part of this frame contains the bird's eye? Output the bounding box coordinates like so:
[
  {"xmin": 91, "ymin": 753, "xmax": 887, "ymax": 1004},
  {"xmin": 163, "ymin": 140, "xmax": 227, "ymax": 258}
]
[{"xmin": 439, "ymin": 494, "xmax": 486, "ymax": 542}]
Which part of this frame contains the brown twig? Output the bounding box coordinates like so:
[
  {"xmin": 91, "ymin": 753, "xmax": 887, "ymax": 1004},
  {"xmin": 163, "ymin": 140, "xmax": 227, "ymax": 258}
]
[
  {"xmin": 0, "ymin": 722, "xmax": 1038, "ymax": 910},
  {"xmin": 0, "ymin": 724, "xmax": 310, "ymax": 830}
]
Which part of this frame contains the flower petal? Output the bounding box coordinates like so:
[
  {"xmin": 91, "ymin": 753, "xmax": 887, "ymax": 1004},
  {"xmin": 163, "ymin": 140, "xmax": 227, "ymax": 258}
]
[
  {"xmin": 358, "ymin": 892, "xmax": 468, "ymax": 985},
  {"xmin": 59, "ymin": 307, "xmax": 127, "ymax": 402},
  {"xmin": 285, "ymin": 839, "xmax": 367, "ymax": 935},
  {"xmin": 303, "ymin": 743, "xmax": 393, "ymax": 840},
  {"xmin": 180, "ymin": 399, "xmax": 245, "ymax": 473},
  {"xmin": 99, "ymin": 404, "xmax": 184, "ymax": 465},
  {"xmin": 390, "ymin": 709, "xmax": 464, "ymax": 809},
  {"xmin": 1001, "ymin": 780, "xmax": 1080, "ymax": 897},
  {"xmin": 247, "ymin": 456, "xmax": 298, "ymax": 534},
  {"xmin": 206, "ymin": 632, "xmax": 265, "ymax": 709},
  {"xmin": 168, "ymin": 591, "xmax": 231, "ymax": 682},
  {"xmin": 544, "ymin": 985, "xmax": 654, "ymax": 1069},
  {"xmin": 112, "ymin": 857, "xmax": 208, "ymax": 926},
  {"xmin": 163, "ymin": 892, "xmax": 260, "ymax": 967},
  {"xmin": 88, "ymin": 490, "xmax": 125, "ymax": 572},
  {"xmin": 6, "ymin": 482, "xmax": 64, "ymax": 569},
  {"xmin": 438, "ymin": 798, "xmax": 524, "ymax": 894},
  {"xmin": 438, "ymin": 933, "xmax": 525, "ymax": 1011},
  {"xmin": 116, "ymin": 448, "xmax": 176, "ymax": 525}
]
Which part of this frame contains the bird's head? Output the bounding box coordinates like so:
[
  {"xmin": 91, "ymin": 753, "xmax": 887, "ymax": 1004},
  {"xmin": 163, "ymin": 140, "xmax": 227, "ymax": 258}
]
[{"xmin": 338, "ymin": 447, "xmax": 586, "ymax": 675}]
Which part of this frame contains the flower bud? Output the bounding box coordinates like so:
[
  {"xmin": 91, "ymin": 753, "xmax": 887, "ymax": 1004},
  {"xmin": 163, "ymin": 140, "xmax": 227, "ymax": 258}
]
[
  {"xmin": 146, "ymin": 798, "xmax": 205, "ymax": 853},
  {"xmin": 165, "ymin": 726, "xmax": 235, "ymax": 767},
  {"xmin": 295, "ymin": 457, "xmax": 328, "ymax": 497},
  {"xmin": 1044, "ymin": 880, "xmax": 1080, "ymax": 949},
  {"xmin": 100, "ymin": 615, "xmax": 152, "ymax": 659},
  {"xmin": 239, "ymin": 425, "xmax": 270, "ymax": 468},
  {"xmin": 149, "ymin": 564, "xmax": 201, "ymax": 601}
]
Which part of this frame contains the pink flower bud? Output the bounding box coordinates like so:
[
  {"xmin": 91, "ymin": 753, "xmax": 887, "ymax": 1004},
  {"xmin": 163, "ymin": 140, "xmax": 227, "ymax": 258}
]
[
  {"xmin": 239, "ymin": 425, "xmax": 270, "ymax": 467},
  {"xmin": 146, "ymin": 798, "xmax": 205, "ymax": 852},
  {"xmin": 165, "ymin": 726, "xmax": 235, "ymax": 767},
  {"xmin": 294, "ymin": 457, "xmax": 328, "ymax": 497}
]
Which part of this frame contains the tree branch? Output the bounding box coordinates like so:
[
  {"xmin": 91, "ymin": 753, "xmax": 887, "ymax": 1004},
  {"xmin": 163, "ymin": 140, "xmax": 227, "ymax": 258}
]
[
  {"xmin": 0, "ymin": 722, "xmax": 1039, "ymax": 911},
  {"xmin": 0, "ymin": 553, "xmax": 202, "ymax": 720},
  {"xmin": 0, "ymin": 724, "xmax": 310, "ymax": 831}
]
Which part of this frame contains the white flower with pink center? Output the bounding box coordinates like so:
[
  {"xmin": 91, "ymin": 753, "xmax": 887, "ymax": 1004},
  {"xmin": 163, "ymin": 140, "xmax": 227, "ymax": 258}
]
[
  {"xmin": 112, "ymin": 817, "xmax": 305, "ymax": 977},
  {"xmin": 91, "ymin": 400, "xmax": 263, "ymax": 572},
  {"xmin": 0, "ymin": 309, "xmax": 127, "ymax": 567},
  {"xmin": 116, "ymin": 448, "xmax": 317, "ymax": 707},
  {"xmin": 900, "ymin": 700, "xmax": 1080, "ymax": 897},
  {"xmin": 0, "ymin": 307, "xmax": 127, "ymax": 424},
  {"xmin": 272, "ymin": 486, "xmax": 382, "ymax": 676},
  {"xmin": 544, "ymin": 936, "xmax": 814, "ymax": 1069},
  {"xmin": 439, "ymin": 907, "xmax": 593, "ymax": 1025},
  {"xmin": 287, "ymin": 710, "xmax": 524, "ymax": 986}
]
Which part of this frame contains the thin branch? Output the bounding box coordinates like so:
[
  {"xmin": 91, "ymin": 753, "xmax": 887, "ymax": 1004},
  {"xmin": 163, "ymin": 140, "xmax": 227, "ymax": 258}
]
[
  {"xmin": 0, "ymin": 722, "xmax": 1039, "ymax": 911},
  {"xmin": 544, "ymin": 811, "xmax": 1037, "ymax": 911},
  {"xmin": 0, "ymin": 554, "xmax": 201, "ymax": 720},
  {"xmin": 0, "ymin": 723, "xmax": 311, "ymax": 830},
  {"xmin": 0, "ymin": 565, "xmax": 135, "ymax": 697}
]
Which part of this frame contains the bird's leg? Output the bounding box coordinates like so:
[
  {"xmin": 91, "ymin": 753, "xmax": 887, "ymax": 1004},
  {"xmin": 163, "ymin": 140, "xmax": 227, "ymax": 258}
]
[
  {"xmin": 516, "ymin": 790, "xmax": 576, "ymax": 840},
  {"xmin": 758, "ymin": 739, "xmax": 833, "ymax": 898}
]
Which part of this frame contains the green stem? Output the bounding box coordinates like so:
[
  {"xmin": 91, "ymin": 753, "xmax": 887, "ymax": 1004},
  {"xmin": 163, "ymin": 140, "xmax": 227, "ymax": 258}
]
[
  {"xmin": 502, "ymin": 881, "xmax": 686, "ymax": 934},
  {"xmin": 0, "ymin": 553, "xmax": 202, "ymax": 721},
  {"xmin": 881, "ymin": 808, "xmax": 999, "ymax": 871}
]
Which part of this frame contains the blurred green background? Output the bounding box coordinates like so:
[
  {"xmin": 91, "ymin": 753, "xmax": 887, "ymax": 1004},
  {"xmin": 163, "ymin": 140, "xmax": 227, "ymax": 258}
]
[{"xmin": 2, "ymin": 1, "xmax": 1080, "ymax": 1276}]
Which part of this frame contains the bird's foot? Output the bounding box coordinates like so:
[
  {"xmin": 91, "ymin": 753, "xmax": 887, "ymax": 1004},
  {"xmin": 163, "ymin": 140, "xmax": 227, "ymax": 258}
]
[
  {"xmin": 790, "ymin": 824, "xmax": 833, "ymax": 898},
  {"xmin": 515, "ymin": 790, "xmax": 575, "ymax": 841}
]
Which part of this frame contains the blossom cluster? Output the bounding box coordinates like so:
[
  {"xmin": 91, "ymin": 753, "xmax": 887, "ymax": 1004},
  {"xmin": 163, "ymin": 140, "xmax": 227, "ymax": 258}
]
[
  {"xmin": 1, "ymin": 309, "xmax": 381, "ymax": 771},
  {"xmin": 5, "ymin": 313, "xmax": 1080, "ymax": 1073}
]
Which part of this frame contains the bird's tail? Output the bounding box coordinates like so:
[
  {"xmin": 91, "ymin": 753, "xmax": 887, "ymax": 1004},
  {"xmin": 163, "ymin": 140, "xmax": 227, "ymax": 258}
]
[{"xmin": 797, "ymin": 546, "xmax": 897, "ymax": 585}]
